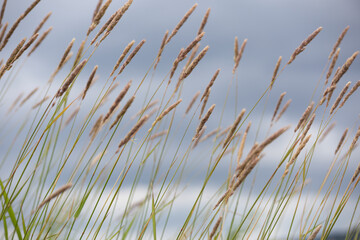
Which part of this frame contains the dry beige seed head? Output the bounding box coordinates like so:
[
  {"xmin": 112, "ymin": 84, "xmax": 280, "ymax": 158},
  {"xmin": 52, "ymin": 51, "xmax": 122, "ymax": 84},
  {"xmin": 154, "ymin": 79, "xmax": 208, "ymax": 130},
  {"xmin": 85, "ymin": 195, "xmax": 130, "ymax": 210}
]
[
  {"xmin": 185, "ymin": 43, "xmax": 200, "ymax": 68},
  {"xmin": 20, "ymin": 0, "xmax": 40, "ymax": 17},
  {"xmin": 218, "ymin": 125, "xmax": 232, "ymax": 138},
  {"xmin": 233, "ymin": 38, "xmax": 247, "ymax": 74},
  {"xmin": 234, "ymin": 36, "xmax": 239, "ymax": 62},
  {"xmin": 223, "ymin": 146, "xmax": 241, "ymax": 156},
  {"xmin": 326, "ymin": 67, "xmax": 340, "ymax": 104},
  {"xmin": 185, "ymin": 91, "xmax": 200, "ymax": 115},
  {"xmin": 326, "ymin": 48, "xmax": 340, "ymax": 84},
  {"xmin": 103, "ymin": 82, "xmax": 119, "ymax": 99},
  {"xmin": 109, "ymin": 95, "xmax": 135, "ymax": 130},
  {"xmin": 82, "ymin": 65, "xmax": 98, "ymax": 100},
  {"xmin": 339, "ymin": 80, "xmax": 360, "ymax": 108},
  {"xmin": 192, "ymin": 126, "xmax": 206, "ymax": 148},
  {"xmin": 102, "ymin": 0, "xmax": 133, "ymax": 41},
  {"xmin": 352, "ymin": 162, "xmax": 360, "ymax": 183},
  {"xmin": 223, "ymin": 109, "xmax": 246, "ymax": 148},
  {"xmin": 330, "ymin": 81, "xmax": 351, "ymax": 114},
  {"xmin": 90, "ymin": 115, "xmax": 103, "ymax": 140},
  {"xmin": 32, "ymin": 96, "xmax": 49, "ymax": 109},
  {"xmin": 103, "ymin": 80, "xmax": 132, "ymax": 123},
  {"xmin": 319, "ymin": 122, "xmax": 336, "ymax": 142},
  {"xmin": 88, "ymin": 0, "xmax": 112, "ymax": 35},
  {"xmin": 19, "ymin": 87, "xmax": 38, "ymax": 107},
  {"xmin": 117, "ymin": 114, "xmax": 149, "ymax": 150},
  {"xmin": 230, "ymin": 153, "xmax": 263, "ymax": 198},
  {"xmin": 325, "ymin": 84, "xmax": 337, "ymax": 107},
  {"xmin": 272, "ymin": 92, "xmax": 286, "ymax": 122},
  {"xmin": 333, "ymin": 67, "xmax": 340, "ymax": 80},
  {"xmin": 233, "ymin": 129, "xmax": 287, "ymax": 185},
  {"xmin": 89, "ymin": 150, "xmax": 106, "ymax": 170},
  {"xmin": 319, "ymin": 94, "xmax": 327, "ymax": 106},
  {"xmin": 149, "ymin": 130, "xmax": 168, "ymax": 141},
  {"xmin": 282, "ymin": 169, "xmax": 289, "ymax": 178},
  {"xmin": 5, "ymin": 37, "xmax": 26, "ymax": 70},
  {"xmin": 92, "ymin": 0, "xmax": 103, "ymax": 22},
  {"xmin": 197, "ymin": 8, "xmax": 210, "ymax": 35},
  {"xmin": 235, "ymin": 143, "xmax": 260, "ymax": 181},
  {"xmin": 0, "ymin": 0, "xmax": 6, "ymax": 27},
  {"xmin": 14, "ymin": 33, "xmax": 39, "ymax": 62},
  {"xmin": 335, "ymin": 128, "xmax": 348, "ymax": 155},
  {"xmin": 169, "ymin": 48, "xmax": 184, "ymax": 81},
  {"xmin": 151, "ymin": 99, "xmax": 182, "ymax": 130},
  {"xmin": 201, "ymin": 69, "xmax": 220, "ymax": 101},
  {"xmin": 0, "ymin": 0, "xmax": 41, "ymax": 50},
  {"xmin": 294, "ymin": 102, "xmax": 314, "ymax": 132},
  {"xmin": 288, "ymin": 27, "xmax": 322, "ymax": 64},
  {"xmin": 300, "ymin": 113, "xmax": 315, "ymax": 143},
  {"xmin": 27, "ymin": 27, "xmax": 52, "ymax": 57},
  {"xmin": 330, "ymin": 51, "xmax": 359, "ymax": 87},
  {"xmin": 193, "ymin": 104, "xmax": 215, "ymax": 140},
  {"xmin": 166, "ymin": 4, "xmax": 197, "ymax": 45},
  {"xmin": 199, "ymin": 88, "xmax": 210, "ymax": 119},
  {"xmin": 110, "ymin": 40, "xmax": 135, "ymax": 77},
  {"xmin": 209, "ymin": 216, "xmax": 222, "ymax": 240},
  {"xmin": 73, "ymin": 40, "xmax": 86, "ymax": 68},
  {"xmin": 36, "ymin": 183, "xmax": 72, "ymax": 211},
  {"xmin": 117, "ymin": 39, "xmax": 146, "ymax": 75},
  {"xmin": 244, "ymin": 122, "xmax": 251, "ymax": 136},
  {"xmin": 178, "ymin": 45, "xmax": 209, "ymax": 86},
  {"xmin": 57, "ymin": 38, "xmax": 75, "ymax": 69},
  {"xmin": 33, "ymin": 12, "xmax": 52, "ymax": 35},
  {"xmin": 236, "ymin": 142, "xmax": 259, "ymax": 178},
  {"xmin": 91, "ymin": 11, "xmax": 116, "ymax": 45},
  {"xmin": 50, "ymin": 61, "xmax": 68, "ymax": 83},
  {"xmin": 349, "ymin": 125, "xmax": 360, "ymax": 152},
  {"xmin": 0, "ymin": 65, "xmax": 5, "ymax": 79},
  {"xmin": 306, "ymin": 224, "xmax": 322, "ymax": 240},
  {"xmin": 256, "ymin": 126, "xmax": 290, "ymax": 155},
  {"xmin": 7, "ymin": 93, "xmax": 23, "ymax": 113},
  {"xmin": 132, "ymin": 99, "xmax": 158, "ymax": 120},
  {"xmin": 0, "ymin": 22, "xmax": 8, "ymax": 44},
  {"xmin": 286, "ymin": 134, "xmax": 312, "ymax": 170},
  {"xmin": 329, "ymin": 26, "xmax": 349, "ymax": 60},
  {"xmin": 147, "ymin": 107, "xmax": 159, "ymax": 119},
  {"xmin": 64, "ymin": 107, "xmax": 80, "ymax": 126},
  {"xmin": 213, "ymin": 189, "xmax": 230, "ymax": 210},
  {"xmin": 270, "ymin": 56, "xmax": 282, "ymax": 89},
  {"xmin": 154, "ymin": 30, "xmax": 169, "ymax": 70},
  {"xmin": 237, "ymin": 121, "xmax": 251, "ymax": 164},
  {"xmin": 56, "ymin": 59, "xmax": 87, "ymax": 98},
  {"xmin": 63, "ymin": 51, "xmax": 73, "ymax": 66},
  {"xmin": 199, "ymin": 127, "xmax": 220, "ymax": 143},
  {"xmin": 181, "ymin": 32, "xmax": 205, "ymax": 60}
]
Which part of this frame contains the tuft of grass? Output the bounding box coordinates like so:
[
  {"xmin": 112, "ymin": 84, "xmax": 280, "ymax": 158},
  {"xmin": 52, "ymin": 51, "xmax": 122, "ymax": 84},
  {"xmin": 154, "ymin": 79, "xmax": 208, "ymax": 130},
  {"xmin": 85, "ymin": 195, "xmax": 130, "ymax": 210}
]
[{"xmin": 0, "ymin": 1, "xmax": 359, "ymax": 239}]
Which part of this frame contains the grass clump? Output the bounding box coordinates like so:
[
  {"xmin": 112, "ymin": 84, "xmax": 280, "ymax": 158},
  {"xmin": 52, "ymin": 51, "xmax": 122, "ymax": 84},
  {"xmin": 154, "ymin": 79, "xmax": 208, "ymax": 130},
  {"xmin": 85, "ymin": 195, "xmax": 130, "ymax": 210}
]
[{"xmin": 0, "ymin": 1, "xmax": 359, "ymax": 239}]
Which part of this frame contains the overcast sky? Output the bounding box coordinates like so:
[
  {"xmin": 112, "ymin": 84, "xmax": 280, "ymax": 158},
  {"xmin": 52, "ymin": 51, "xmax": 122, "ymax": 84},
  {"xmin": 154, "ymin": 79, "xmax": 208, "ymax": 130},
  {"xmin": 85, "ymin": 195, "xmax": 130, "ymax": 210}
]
[
  {"xmin": 1, "ymin": 0, "xmax": 360, "ymax": 238},
  {"xmin": 3, "ymin": 0, "xmax": 359, "ymax": 120}
]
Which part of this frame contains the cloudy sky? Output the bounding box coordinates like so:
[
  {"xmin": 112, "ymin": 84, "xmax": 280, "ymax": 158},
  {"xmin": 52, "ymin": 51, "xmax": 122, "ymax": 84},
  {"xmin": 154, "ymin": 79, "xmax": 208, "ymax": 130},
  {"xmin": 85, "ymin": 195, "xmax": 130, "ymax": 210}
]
[
  {"xmin": 1, "ymin": 0, "xmax": 360, "ymax": 238},
  {"xmin": 3, "ymin": 0, "xmax": 360, "ymax": 121}
]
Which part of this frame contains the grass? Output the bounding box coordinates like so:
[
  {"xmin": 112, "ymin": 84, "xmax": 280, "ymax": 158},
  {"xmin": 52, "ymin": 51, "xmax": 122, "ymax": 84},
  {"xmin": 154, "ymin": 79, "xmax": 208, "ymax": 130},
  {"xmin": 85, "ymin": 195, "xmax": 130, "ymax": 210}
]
[{"xmin": 0, "ymin": 0, "xmax": 360, "ymax": 239}]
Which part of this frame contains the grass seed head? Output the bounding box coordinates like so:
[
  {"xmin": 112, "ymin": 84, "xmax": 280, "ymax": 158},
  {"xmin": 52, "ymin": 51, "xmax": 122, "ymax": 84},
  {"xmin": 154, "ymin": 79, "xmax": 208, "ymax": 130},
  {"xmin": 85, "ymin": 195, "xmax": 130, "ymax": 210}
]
[
  {"xmin": 166, "ymin": 3, "xmax": 198, "ymax": 45},
  {"xmin": 288, "ymin": 27, "xmax": 322, "ymax": 64},
  {"xmin": 27, "ymin": 26, "xmax": 52, "ymax": 57},
  {"xmin": 33, "ymin": 12, "xmax": 52, "ymax": 35},
  {"xmin": 329, "ymin": 25, "xmax": 349, "ymax": 60}
]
